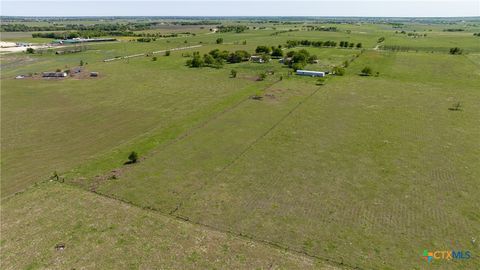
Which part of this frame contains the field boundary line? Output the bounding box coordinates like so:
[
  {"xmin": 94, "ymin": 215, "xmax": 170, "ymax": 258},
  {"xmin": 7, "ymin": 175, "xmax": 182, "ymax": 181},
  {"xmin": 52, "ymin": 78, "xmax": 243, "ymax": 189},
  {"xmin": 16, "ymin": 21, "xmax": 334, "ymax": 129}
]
[
  {"xmin": 103, "ymin": 45, "xmax": 202, "ymax": 62},
  {"xmin": 58, "ymin": 180, "xmax": 360, "ymax": 270},
  {"xmin": 170, "ymin": 81, "xmax": 326, "ymax": 217}
]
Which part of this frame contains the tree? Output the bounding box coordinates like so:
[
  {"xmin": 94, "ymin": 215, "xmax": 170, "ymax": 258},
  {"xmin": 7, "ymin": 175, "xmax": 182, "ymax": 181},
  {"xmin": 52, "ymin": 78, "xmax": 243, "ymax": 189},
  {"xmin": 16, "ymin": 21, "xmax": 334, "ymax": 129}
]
[
  {"xmin": 343, "ymin": 60, "xmax": 349, "ymax": 68},
  {"xmin": 227, "ymin": 50, "xmax": 250, "ymax": 63},
  {"xmin": 26, "ymin": 47, "xmax": 35, "ymax": 54},
  {"xmin": 230, "ymin": 69, "xmax": 237, "ymax": 78},
  {"xmin": 128, "ymin": 151, "xmax": 138, "ymax": 163},
  {"xmin": 187, "ymin": 52, "xmax": 204, "ymax": 67},
  {"xmin": 216, "ymin": 37, "xmax": 223, "ymax": 44},
  {"xmin": 307, "ymin": 54, "xmax": 318, "ymax": 64},
  {"xmin": 361, "ymin": 66, "xmax": 373, "ymax": 76},
  {"xmin": 356, "ymin": 43, "xmax": 362, "ymax": 48},
  {"xmin": 292, "ymin": 62, "xmax": 305, "ymax": 71},
  {"xmin": 165, "ymin": 50, "xmax": 171, "ymax": 56},
  {"xmin": 271, "ymin": 47, "xmax": 283, "ymax": 57},
  {"xmin": 80, "ymin": 60, "xmax": 84, "ymax": 66},
  {"xmin": 203, "ymin": 54, "xmax": 215, "ymax": 65},
  {"xmin": 152, "ymin": 56, "xmax": 157, "ymax": 61},
  {"xmin": 255, "ymin": 45, "xmax": 271, "ymax": 54}
]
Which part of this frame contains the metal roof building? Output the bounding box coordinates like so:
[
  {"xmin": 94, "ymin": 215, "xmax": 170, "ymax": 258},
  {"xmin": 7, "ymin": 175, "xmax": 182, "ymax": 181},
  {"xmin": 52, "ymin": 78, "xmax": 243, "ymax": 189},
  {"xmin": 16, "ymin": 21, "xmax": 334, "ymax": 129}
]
[{"xmin": 296, "ymin": 70, "xmax": 325, "ymax": 77}]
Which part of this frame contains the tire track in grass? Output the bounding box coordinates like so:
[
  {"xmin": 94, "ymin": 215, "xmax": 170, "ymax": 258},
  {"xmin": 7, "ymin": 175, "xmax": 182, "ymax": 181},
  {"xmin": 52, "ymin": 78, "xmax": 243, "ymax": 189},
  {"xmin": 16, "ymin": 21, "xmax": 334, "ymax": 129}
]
[
  {"xmin": 58, "ymin": 181, "xmax": 360, "ymax": 270},
  {"xmin": 169, "ymin": 81, "xmax": 327, "ymax": 224}
]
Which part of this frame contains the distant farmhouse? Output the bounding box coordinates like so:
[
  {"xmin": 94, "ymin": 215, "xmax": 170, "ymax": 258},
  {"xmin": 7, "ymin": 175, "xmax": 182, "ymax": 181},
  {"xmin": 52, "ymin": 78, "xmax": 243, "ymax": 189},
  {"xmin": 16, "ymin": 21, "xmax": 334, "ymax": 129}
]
[{"xmin": 296, "ymin": 70, "xmax": 325, "ymax": 77}]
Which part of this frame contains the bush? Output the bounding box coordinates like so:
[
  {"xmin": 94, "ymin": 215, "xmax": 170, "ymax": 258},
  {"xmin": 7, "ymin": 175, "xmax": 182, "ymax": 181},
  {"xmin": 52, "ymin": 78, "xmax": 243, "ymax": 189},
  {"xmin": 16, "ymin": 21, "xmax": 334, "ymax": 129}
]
[
  {"xmin": 316, "ymin": 77, "xmax": 326, "ymax": 85},
  {"xmin": 333, "ymin": 66, "xmax": 345, "ymax": 76},
  {"xmin": 449, "ymin": 47, "xmax": 462, "ymax": 55},
  {"xmin": 292, "ymin": 62, "xmax": 305, "ymax": 71},
  {"xmin": 152, "ymin": 56, "xmax": 157, "ymax": 61},
  {"xmin": 230, "ymin": 69, "xmax": 237, "ymax": 78},
  {"xmin": 258, "ymin": 73, "xmax": 267, "ymax": 81},
  {"xmin": 255, "ymin": 45, "xmax": 271, "ymax": 54},
  {"xmin": 165, "ymin": 50, "xmax": 171, "ymax": 56},
  {"xmin": 361, "ymin": 66, "xmax": 373, "ymax": 76},
  {"xmin": 216, "ymin": 38, "xmax": 223, "ymax": 44},
  {"xmin": 186, "ymin": 52, "xmax": 204, "ymax": 67},
  {"xmin": 271, "ymin": 47, "xmax": 283, "ymax": 57},
  {"xmin": 128, "ymin": 151, "xmax": 138, "ymax": 163},
  {"xmin": 26, "ymin": 47, "xmax": 35, "ymax": 54}
]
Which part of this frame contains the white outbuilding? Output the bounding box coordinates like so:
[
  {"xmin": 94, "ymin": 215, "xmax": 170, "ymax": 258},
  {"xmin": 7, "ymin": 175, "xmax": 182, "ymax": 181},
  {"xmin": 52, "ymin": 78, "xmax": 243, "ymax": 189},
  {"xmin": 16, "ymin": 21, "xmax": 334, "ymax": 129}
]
[{"xmin": 296, "ymin": 70, "xmax": 325, "ymax": 77}]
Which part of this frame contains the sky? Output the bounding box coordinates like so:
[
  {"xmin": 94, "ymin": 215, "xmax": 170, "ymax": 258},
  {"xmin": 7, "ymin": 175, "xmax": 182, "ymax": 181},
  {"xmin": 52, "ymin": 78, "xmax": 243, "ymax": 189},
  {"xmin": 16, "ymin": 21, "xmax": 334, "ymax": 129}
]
[{"xmin": 1, "ymin": 0, "xmax": 479, "ymax": 17}]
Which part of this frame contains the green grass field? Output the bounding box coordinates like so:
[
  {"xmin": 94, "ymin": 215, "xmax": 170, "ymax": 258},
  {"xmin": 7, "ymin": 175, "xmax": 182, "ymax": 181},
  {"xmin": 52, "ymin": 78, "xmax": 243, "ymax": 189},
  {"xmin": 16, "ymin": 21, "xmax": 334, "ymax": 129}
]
[
  {"xmin": 2, "ymin": 18, "xmax": 480, "ymax": 269},
  {"xmin": 1, "ymin": 182, "xmax": 333, "ymax": 269}
]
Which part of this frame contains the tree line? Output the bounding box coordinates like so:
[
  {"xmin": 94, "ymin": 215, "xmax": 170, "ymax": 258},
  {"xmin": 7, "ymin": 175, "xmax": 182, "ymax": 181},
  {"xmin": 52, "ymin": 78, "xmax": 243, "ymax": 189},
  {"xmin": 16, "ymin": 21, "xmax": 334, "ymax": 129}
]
[
  {"xmin": 186, "ymin": 49, "xmax": 251, "ymax": 68},
  {"xmin": 1, "ymin": 22, "xmax": 158, "ymax": 32},
  {"xmin": 32, "ymin": 31, "xmax": 192, "ymax": 39},
  {"xmin": 217, "ymin": 25, "xmax": 249, "ymax": 33},
  {"xmin": 286, "ymin": 39, "xmax": 362, "ymax": 49}
]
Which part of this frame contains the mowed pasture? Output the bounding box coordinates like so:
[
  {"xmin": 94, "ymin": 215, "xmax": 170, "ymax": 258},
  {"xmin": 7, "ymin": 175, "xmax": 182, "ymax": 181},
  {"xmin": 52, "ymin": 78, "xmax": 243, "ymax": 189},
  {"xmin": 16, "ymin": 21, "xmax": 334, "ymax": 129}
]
[
  {"xmin": 1, "ymin": 27, "xmax": 362, "ymax": 196},
  {"xmin": 95, "ymin": 51, "xmax": 480, "ymax": 269},
  {"xmin": 1, "ymin": 41, "xmax": 264, "ymax": 196},
  {"xmin": 2, "ymin": 19, "xmax": 480, "ymax": 269},
  {"xmin": 1, "ymin": 182, "xmax": 332, "ymax": 270}
]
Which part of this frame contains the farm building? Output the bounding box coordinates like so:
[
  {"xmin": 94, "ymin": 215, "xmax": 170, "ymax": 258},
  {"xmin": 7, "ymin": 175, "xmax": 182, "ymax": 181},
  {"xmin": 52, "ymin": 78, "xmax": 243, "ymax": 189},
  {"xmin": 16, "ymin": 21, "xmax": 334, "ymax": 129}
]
[
  {"xmin": 250, "ymin": 56, "xmax": 265, "ymax": 63},
  {"xmin": 42, "ymin": 72, "xmax": 67, "ymax": 78},
  {"xmin": 279, "ymin": 57, "xmax": 292, "ymax": 64},
  {"xmin": 296, "ymin": 70, "xmax": 325, "ymax": 77}
]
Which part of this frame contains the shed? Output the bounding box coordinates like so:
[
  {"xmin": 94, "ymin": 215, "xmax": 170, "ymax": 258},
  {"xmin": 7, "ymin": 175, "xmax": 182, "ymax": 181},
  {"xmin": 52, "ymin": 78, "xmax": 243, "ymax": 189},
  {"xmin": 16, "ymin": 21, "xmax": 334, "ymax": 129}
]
[
  {"xmin": 296, "ymin": 70, "xmax": 325, "ymax": 77},
  {"xmin": 42, "ymin": 72, "xmax": 67, "ymax": 78},
  {"xmin": 250, "ymin": 55, "xmax": 265, "ymax": 63}
]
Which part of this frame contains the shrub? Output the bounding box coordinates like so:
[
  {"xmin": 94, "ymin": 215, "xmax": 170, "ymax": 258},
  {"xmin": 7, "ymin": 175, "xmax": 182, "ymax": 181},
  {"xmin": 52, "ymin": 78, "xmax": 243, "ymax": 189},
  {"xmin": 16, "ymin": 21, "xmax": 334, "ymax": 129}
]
[
  {"xmin": 255, "ymin": 45, "xmax": 271, "ymax": 54},
  {"xmin": 271, "ymin": 47, "xmax": 283, "ymax": 57},
  {"xmin": 292, "ymin": 62, "xmax": 305, "ymax": 71},
  {"xmin": 216, "ymin": 38, "xmax": 223, "ymax": 44},
  {"xmin": 165, "ymin": 50, "xmax": 171, "ymax": 56},
  {"xmin": 152, "ymin": 56, "xmax": 157, "ymax": 61},
  {"xmin": 449, "ymin": 47, "xmax": 463, "ymax": 55},
  {"xmin": 26, "ymin": 47, "xmax": 35, "ymax": 54},
  {"xmin": 128, "ymin": 151, "xmax": 138, "ymax": 163},
  {"xmin": 258, "ymin": 73, "xmax": 267, "ymax": 81},
  {"xmin": 332, "ymin": 66, "xmax": 345, "ymax": 76},
  {"xmin": 361, "ymin": 66, "xmax": 373, "ymax": 76},
  {"xmin": 230, "ymin": 69, "xmax": 237, "ymax": 78},
  {"xmin": 316, "ymin": 77, "xmax": 326, "ymax": 85}
]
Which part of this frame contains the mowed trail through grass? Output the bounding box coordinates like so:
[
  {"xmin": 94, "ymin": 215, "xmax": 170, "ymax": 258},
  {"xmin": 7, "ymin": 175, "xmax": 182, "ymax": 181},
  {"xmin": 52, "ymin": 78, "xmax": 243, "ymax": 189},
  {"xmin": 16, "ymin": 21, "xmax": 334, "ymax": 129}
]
[{"xmin": 96, "ymin": 51, "xmax": 480, "ymax": 269}]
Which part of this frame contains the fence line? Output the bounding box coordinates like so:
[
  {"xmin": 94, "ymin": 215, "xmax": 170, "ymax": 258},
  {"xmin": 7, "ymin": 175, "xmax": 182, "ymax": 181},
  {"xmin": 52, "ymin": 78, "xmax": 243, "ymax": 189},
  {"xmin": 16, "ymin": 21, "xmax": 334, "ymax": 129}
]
[{"xmin": 103, "ymin": 45, "xmax": 202, "ymax": 62}]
